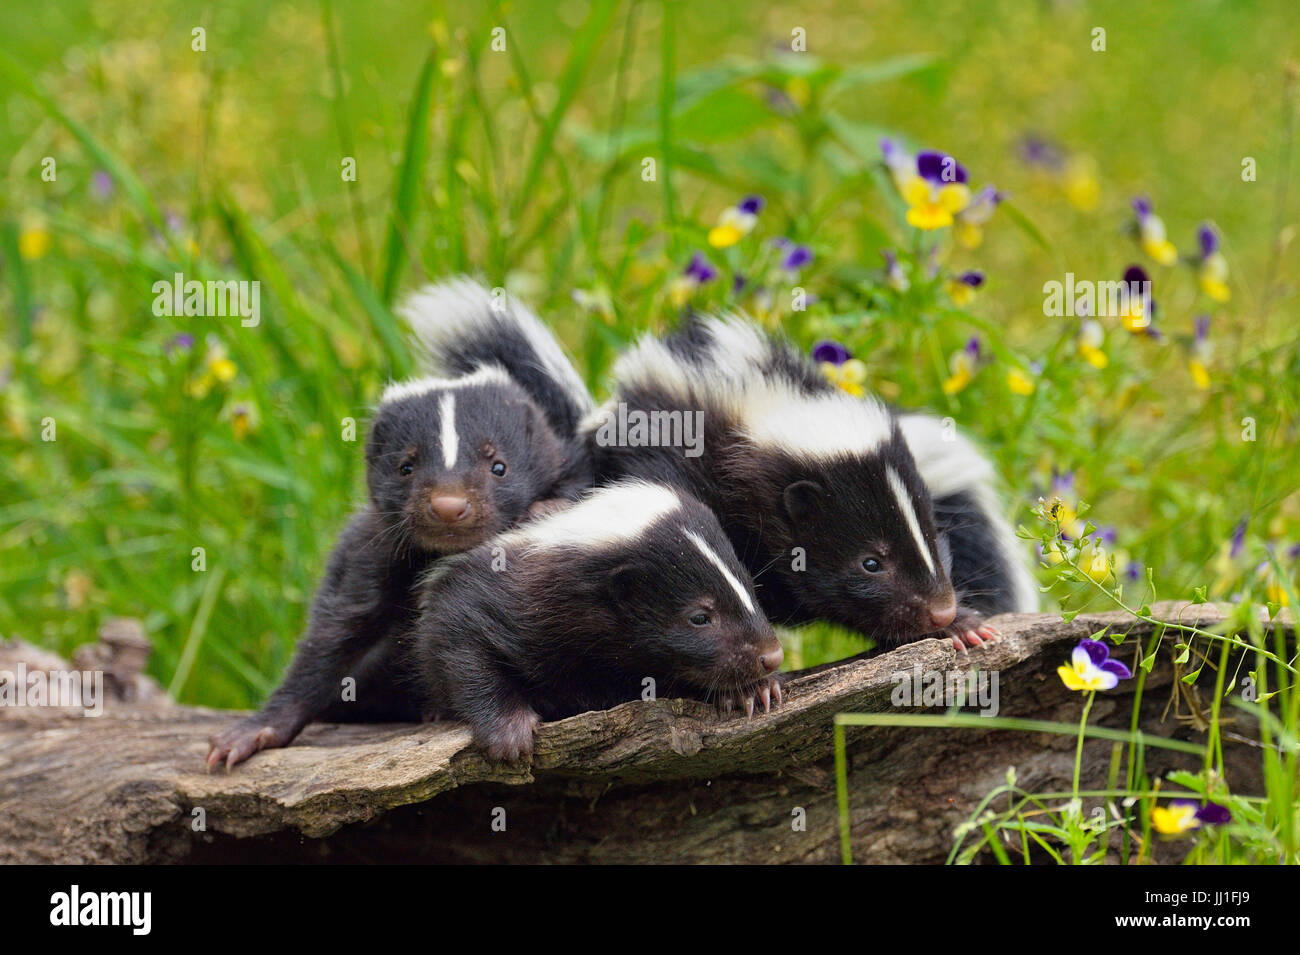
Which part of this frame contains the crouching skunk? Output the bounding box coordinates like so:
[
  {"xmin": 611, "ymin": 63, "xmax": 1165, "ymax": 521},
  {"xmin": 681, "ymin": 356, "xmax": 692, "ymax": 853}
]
[
  {"xmin": 206, "ymin": 365, "xmax": 572, "ymax": 769},
  {"xmin": 397, "ymin": 280, "xmax": 1035, "ymax": 649},
  {"xmin": 582, "ymin": 313, "xmax": 1037, "ymax": 650},
  {"xmin": 409, "ymin": 480, "xmax": 784, "ymax": 762}
]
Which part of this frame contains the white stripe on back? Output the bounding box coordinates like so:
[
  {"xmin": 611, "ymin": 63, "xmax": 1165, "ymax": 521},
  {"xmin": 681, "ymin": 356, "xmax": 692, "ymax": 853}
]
[
  {"xmin": 886, "ymin": 466, "xmax": 935, "ymax": 575},
  {"xmin": 439, "ymin": 393, "xmax": 458, "ymax": 468},
  {"xmin": 684, "ymin": 529, "xmax": 755, "ymax": 613}
]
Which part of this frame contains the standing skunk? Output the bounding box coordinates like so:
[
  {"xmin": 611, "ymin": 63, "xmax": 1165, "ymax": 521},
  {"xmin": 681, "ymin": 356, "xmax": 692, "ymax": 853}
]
[
  {"xmin": 582, "ymin": 314, "xmax": 1029, "ymax": 650},
  {"xmin": 410, "ymin": 480, "xmax": 784, "ymax": 762},
  {"xmin": 206, "ymin": 365, "xmax": 571, "ymax": 769}
]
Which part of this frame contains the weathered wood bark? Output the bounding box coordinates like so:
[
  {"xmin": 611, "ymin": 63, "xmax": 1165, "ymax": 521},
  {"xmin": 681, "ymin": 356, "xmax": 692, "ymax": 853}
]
[{"xmin": 0, "ymin": 604, "xmax": 1287, "ymax": 864}]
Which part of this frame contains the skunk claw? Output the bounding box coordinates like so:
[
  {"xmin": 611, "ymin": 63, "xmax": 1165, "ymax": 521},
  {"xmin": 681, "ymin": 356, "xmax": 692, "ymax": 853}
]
[
  {"xmin": 771, "ymin": 680, "xmax": 784, "ymax": 706},
  {"xmin": 744, "ymin": 696, "xmax": 755, "ymax": 719},
  {"xmin": 758, "ymin": 683, "xmax": 771, "ymax": 713}
]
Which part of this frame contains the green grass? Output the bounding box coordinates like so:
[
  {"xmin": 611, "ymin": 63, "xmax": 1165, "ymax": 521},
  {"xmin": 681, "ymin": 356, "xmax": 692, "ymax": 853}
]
[{"xmin": 1, "ymin": 0, "xmax": 1298, "ymax": 862}]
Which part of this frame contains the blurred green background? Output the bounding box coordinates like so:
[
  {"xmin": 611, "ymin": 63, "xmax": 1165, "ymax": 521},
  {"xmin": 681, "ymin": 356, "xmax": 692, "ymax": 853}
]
[{"xmin": 2, "ymin": 0, "xmax": 1297, "ymax": 708}]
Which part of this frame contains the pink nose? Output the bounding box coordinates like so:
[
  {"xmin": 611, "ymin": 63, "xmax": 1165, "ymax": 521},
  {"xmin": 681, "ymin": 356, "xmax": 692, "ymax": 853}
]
[
  {"xmin": 928, "ymin": 600, "xmax": 957, "ymax": 629},
  {"xmin": 759, "ymin": 647, "xmax": 784, "ymax": 672},
  {"xmin": 430, "ymin": 495, "xmax": 471, "ymax": 524}
]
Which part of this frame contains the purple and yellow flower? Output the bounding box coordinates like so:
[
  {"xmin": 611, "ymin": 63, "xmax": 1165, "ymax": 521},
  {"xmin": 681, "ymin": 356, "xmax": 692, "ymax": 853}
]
[
  {"xmin": 1077, "ymin": 318, "xmax": 1108, "ymax": 368},
  {"xmin": 881, "ymin": 140, "xmax": 972, "ymax": 230},
  {"xmin": 164, "ymin": 332, "xmax": 195, "ymax": 356},
  {"xmin": 1188, "ymin": 314, "xmax": 1212, "ymax": 390},
  {"xmin": 707, "ymin": 195, "xmax": 764, "ymax": 248},
  {"xmin": 881, "ymin": 249, "xmax": 910, "ymax": 292},
  {"xmin": 1195, "ymin": 224, "xmax": 1230, "ymax": 302},
  {"xmin": 1131, "ymin": 197, "xmax": 1178, "ymax": 266},
  {"xmin": 904, "ymin": 151, "xmax": 972, "ymax": 230},
  {"xmin": 813, "ymin": 340, "xmax": 867, "ymax": 397},
  {"xmin": 668, "ymin": 252, "xmax": 718, "ymax": 306},
  {"xmin": 946, "ymin": 270, "xmax": 985, "ymax": 307},
  {"xmin": 1119, "ymin": 265, "xmax": 1154, "ymax": 333},
  {"xmin": 953, "ymin": 186, "xmax": 1004, "ymax": 249},
  {"xmin": 942, "ymin": 336, "xmax": 983, "ymax": 395},
  {"xmin": 1151, "ymin": 800, "xmax": 1231, "ymax": 835},
  {"xmin": 1057, "ymin": 639, "xmax": 1133, "ymax": 692}
]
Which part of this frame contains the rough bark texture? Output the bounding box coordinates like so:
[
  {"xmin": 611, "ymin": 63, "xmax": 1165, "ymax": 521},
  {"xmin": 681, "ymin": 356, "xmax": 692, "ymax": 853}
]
[{"xmin": 0, "ymin": 603, "xmax": 1286, "ymax": 864}]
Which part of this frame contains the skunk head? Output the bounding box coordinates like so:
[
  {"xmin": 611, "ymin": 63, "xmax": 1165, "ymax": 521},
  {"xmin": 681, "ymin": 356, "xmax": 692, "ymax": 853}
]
[
  {"xmin": 727, "ymin": 421, "xmax": 958, "ymax": 645},
  {"xmin": 367, "ymin": 366, "xmax": 564, "ymax": 553}
]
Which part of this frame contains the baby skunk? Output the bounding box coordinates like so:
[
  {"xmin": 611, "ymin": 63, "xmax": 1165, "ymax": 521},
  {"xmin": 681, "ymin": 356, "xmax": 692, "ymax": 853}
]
[
  {"xmin": 896, "ymin": 413, "xmax": 1038, "ymax": 617},
  {"xmin": 206, "ymin": 365, "xmax": 568, "ymax": 769},
  {"xmin": 581, "ymin": 314, "xmax": 1003, "ymax": 652},
  {"xmin": 410, "ymin": 480, "xmax": 784, "ymax": 762},
  {"xmin": 400, "ymin": 277, "xmax": 595, "ymax": 506}
]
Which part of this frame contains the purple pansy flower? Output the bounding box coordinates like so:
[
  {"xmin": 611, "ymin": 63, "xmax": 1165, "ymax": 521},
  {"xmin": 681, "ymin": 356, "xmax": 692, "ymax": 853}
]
[
  {"xmin": 1230, "ymin": 518, "xmax": 1247, "ymax": 559},
  {"xmin": 737, "ymin": 195, "xmax": 765, "ymax": 216},
  {"xmin": 811, "ymin": 340, "xmax": 851, "ymax": 366},
  {"xmin": 1058, "ymin": 638, "xmax": 1133, "ymax": 691},
  {"xmin": 91, "ymin": 169, "xmax": 114, "ymax": 201},
  {"xmin": 916, "ymin": 150, "xmax": 969, "ymax": 185},
  {"xmin": 781, "ymin": 243, "xmax": 813, "ymax": 271},
  {"xmin": 683, "ymin": 252, "xmax": 718, "ymax": 285},
  {"xmin": 1198, "ymin": 224, "xmax": 1219, "ymax": 258}
]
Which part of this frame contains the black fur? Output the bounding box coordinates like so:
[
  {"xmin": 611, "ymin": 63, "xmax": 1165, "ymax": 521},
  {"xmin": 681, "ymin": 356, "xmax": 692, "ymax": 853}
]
[
  {"xmin": 930, "ymin": 490, "xmax": 1019, "ymax": 615},
  {"xmin": 207, "ymin": 372, "xmax": 569, "ymax": 768},
  {"xmin": 587, "ymin": 317, "xmax": 967, "ymax": 648},
  {"xmin": 408, "ymin": 486, "xmax": 782, "ymax": 762}
]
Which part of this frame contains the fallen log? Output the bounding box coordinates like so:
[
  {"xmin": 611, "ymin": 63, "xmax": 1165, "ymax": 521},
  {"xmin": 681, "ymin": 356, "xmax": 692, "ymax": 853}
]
[{"xmin": 0, "ymin": 603, "xmax": 1285, "ymax": 864}]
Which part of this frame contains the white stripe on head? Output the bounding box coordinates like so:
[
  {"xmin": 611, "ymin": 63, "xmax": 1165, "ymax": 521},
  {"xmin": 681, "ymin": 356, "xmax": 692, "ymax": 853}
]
[
  {"xmin": 498, "ymin": 480, "xmax": 682, "ymax": 553},
  {"xmin": 684, "ymin": 529, "xmax": 755, "ymax": 614},
  {"xmin": 379, "ymin": 364, "xmax": 514, "ymax": 406},
  {"xmin": 886, "ymin": 466, "xmax": 935, "ymax": 575},
  {"xmin": 439, "ymin": 392, "xmax": 458, "ymax": 468}
]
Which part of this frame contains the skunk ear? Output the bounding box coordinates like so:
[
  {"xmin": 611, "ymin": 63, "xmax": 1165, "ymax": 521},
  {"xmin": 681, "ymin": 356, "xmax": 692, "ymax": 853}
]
[
  {"xmin": 782, "ymin": 480, "xmax": 825, "ymax": 526},
  {"xmin": 606, "ymin": 564, "xmax": 640, "ymax": 604}
]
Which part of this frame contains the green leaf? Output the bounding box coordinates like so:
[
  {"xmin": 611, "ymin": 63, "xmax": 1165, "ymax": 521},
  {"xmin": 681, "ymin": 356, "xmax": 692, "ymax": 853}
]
[{"xmin": 379, "ymin": 46, "xmax": 438, "ymax": 304}]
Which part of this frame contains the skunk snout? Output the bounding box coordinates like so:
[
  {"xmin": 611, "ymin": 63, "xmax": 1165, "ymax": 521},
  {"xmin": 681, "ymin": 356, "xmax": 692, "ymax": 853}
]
[
  {"xmin": 759, "ymin": 646, "xmax": 784, "ymax": 672},
  {"xmin": 927, "ymin": 598, "xmax": 957, "ymax": 630},
  {"xmin": 430, "ymin": 494, "xmax": 472, "ymax": 525}
]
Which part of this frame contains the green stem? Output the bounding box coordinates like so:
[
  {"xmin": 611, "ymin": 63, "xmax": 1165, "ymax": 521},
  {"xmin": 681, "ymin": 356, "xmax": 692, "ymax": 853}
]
[{"xmin": 1073, "ymin": 691, "xmax": 1096, "ymax": 801}]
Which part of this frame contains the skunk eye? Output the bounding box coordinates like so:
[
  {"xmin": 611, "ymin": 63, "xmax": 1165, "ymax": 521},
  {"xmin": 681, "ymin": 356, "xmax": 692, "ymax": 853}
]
[
  {"xmin": 490, "ymin": 461, "xmax": 507, "ymax": 477},
  {"xmin": 399, "ymin": 462, "xmax": 415, "ymax": 477},
  {"xmin": 688, "ymin": 611, "xmax": 711, "ymax": 627},
  {"xmin": 861, "ymin": 556, "xmax": 883, "ymax": 573}
]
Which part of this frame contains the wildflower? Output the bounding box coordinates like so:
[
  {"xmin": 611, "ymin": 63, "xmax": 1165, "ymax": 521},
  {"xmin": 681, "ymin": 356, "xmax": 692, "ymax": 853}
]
[
  {"xmin": 879, "ymin": 138, "xmax": 916, "ymax": 193},
  {"xmin": 953, "ymin": 186, "xmax": 1003, "ymax": 249},
  {"xmin": 707, "ymin": 195, "xmax": 764, "ymax": 248},
  {"xmin": 1195, "ymin": 224, "xmax": 1230, "ymax": 302},
  {"xmin": 903, "ymin": 151, "xmax": 972, "ymax": 230},
  {"xmin": 229, "ymin": 402, "xmax": 256, "ymax": 440},
  {"xmin": 813, "ymin": 340, "xmax": 867, "ymax": 397},
  {"xmin": 165, "ymin": 332, "xmax": 195, "ymax": 356},
  {"xmin": 1118, "ymin": 265, "xmax": 1154, "ymax": 333},
  {"xmin": 1018, "ymin": 134, "xmax": 1065, "ymax": 170},
  {"xmin": 91, "ymin": 169, "xmax": 115, "ymax": 201},
  {"xmin": 1057, "ymin": 639, "xmax": 1132, "ymax": 692},
  {"xmin": 1077, "ymin": 319, "xmax": 1108, "ymax": 368},
  {"xmin": 1006, "ymin": 367, "xmax": 1036, "ymax": 395},
  {"xmin": 942, "ymin": 337, "xmax": 982, "ymax": 395},
  {"xmin": 668, "ymin": 252, "xmax": 718, "ymax": 306},
  {"xmin": 18, "ymin": 220, "xmax": 52, "ymax": 260},
  {"xmin": 1151, "ymin": 800, "xmax": 1231, "ymax": 835},
  {"xmin": 779, "ymin": 241, "xmax": 813, "ymax": 272},
  {"xmin": 1188, "ymin": 315, "xmax": 1212, "ymax": 390},
  {"xmin": 186, "ymin": 339, "xmax": 238, "ymax": 398},
  {"xmin": 881, "ymin": 249, "xmax": 909, "ymax": 292},
  {"xmin": 1131, "ymin": 197, "xmax": 1178, "ymax": 265},
  {"xmin": 1063, "ymin": 156, "xmax": 1101, "ymax": 212},
  {"xmin": 1124, "ymin": 560, "xmax": 1144, "ymax": 584},
  {"xmin": 946, "ymin": 270, "xmax": 984, "ymax": 307}
]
